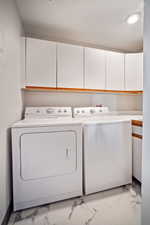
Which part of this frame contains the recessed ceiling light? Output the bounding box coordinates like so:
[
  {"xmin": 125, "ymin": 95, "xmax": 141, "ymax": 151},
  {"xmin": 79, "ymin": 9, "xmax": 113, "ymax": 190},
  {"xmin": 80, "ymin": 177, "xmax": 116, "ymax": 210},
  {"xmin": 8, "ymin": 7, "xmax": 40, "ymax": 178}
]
[{"xmin": 127, "ymin": 13, "xmax": 140, "ymax": 25}]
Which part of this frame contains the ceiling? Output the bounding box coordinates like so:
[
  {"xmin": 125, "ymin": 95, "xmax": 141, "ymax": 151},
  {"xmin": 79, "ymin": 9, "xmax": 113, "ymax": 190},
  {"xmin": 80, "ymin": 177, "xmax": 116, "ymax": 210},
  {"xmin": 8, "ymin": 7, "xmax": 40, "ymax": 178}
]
[{"xmin": 16, "ymin": 0, "xmax": 144, "ymax": 52}]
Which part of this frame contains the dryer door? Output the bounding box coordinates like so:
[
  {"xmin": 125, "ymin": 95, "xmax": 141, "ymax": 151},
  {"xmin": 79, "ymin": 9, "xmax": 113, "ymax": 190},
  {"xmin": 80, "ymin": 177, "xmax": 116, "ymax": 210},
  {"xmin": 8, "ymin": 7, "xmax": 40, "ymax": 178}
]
[{"xmin": 20, "ymin": 131, "xmax": 77, "ymax": 180}]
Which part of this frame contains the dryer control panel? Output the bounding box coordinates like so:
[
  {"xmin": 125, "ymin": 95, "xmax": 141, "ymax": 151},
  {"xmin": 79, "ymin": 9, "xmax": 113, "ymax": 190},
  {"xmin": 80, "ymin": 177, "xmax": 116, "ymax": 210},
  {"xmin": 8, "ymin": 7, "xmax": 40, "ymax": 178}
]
[{"xmin": 25, "ymin": 107, "xmax": 72, "ymax": 119}]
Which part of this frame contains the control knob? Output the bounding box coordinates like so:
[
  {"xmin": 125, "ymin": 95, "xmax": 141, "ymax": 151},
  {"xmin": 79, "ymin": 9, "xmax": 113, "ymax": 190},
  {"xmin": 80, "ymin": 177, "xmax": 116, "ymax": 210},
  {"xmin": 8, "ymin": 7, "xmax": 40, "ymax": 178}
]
[
  {"xmin": 46, "ymin": 108, "xmax": 54, "ymax": 114},
  {"xmin": 90, "ymin": 109, "xmax": 95, "ymax": 114},
  {"xmin": 36, "ymin": 109, "xmax": 40, "ymax": 113}
]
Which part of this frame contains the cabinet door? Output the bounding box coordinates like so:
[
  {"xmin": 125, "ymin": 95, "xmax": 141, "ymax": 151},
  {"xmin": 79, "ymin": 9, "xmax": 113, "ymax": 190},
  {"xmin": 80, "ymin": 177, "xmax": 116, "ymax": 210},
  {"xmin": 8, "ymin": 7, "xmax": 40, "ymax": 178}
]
[
  {"xmin": 85, "ymin": 48, "xmax": 106, "ymax": 89},
  {"xmin": 138, "ymin": 53, "xmax": 143, "ymax": 90},
  {"xmin": 26, "ymin": 38, "xmax": 56, "ymax": 87},
  {"xmin": 106, "ymin": 51, "xmax": 125, "ymax": 90},
  {"xmin": 21, "ymin": 37, "xmax": 26, "ymax": 88},
  {"xmin": 125, "ymin": 53, "xmax": 143, "ymax": 90},
  {"xmin": 57, "ymin": 43, "xmax": 84, "ymax": 88},
  {"xmin": 132, "ymin": 137, "xmax": 142, "ymax": 182}
]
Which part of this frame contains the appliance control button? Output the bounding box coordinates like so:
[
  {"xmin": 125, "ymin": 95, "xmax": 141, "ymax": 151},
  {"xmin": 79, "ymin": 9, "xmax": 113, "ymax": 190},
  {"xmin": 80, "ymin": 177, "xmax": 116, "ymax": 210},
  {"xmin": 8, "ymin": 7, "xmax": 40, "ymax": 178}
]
[
  {"xmin": 46, "ymin": 109, "xmax": 54, "ymax": 114},
  {"xmin": 82, "ymin": 110, "xmax": 85, "ymax": 113},
  {"xmin": 77, "ymin": 110, "xmax": 80, "ymax": 113},
  {"xmin": 64, "ymin": 109, "xmax": 67, "ymax": 113},
  {"xmin": 90, "ymin": 109, "xmax": 95, "ymax": 114}
]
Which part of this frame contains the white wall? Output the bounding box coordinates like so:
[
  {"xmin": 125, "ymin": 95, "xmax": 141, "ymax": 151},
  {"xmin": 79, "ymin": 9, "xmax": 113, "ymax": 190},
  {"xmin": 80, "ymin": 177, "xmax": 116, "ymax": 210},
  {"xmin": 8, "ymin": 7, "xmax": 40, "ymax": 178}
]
[
  {"xmin": 23, "ymin": 90, "xmax": 142, "ymax": 112},
  {"xmin": 0, "ymin": 0, "xmax": 23, "ymax": 223},
  {"xmin": 92, "ymin": 93, "xmax": 142, "ymax": 111},
  {"xmin": 142, "ymin": 0, "xmax": 150, "ymax": 224}
]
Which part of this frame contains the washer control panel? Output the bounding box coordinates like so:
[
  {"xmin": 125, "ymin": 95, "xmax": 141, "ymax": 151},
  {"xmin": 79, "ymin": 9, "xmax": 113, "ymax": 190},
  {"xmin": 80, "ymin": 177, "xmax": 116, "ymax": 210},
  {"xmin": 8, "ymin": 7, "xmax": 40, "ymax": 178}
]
[
  {"xmin": 73, "ymin": 107, "xmax": 109, "ymax": 118},
  {"xmin": 25, "ymin": 107, "xmax": 72, "ymax": 119}
]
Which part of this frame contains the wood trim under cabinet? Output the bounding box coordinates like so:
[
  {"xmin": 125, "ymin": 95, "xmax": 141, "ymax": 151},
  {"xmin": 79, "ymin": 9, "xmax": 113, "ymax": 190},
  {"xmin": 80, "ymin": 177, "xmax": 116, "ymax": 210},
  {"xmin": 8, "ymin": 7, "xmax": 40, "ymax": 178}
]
[
  {"xmin": 24, "ymin": 86, "xmax": 143, "ymax": 95},
  {"xmin": 132, "ymin": 133, "xmax": 143, "ymax": 139}
]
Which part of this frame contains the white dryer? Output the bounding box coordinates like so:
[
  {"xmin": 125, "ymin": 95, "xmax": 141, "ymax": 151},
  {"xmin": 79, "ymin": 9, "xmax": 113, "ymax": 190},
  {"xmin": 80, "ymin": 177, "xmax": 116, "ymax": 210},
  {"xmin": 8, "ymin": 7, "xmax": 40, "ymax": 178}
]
[
  {"xmin": 73, "ymin": 107, "xmax": 132, "ymax": 195},
  {"xmin": 11, "ymin": 107, "xmax": 82, "ymax": 211}
]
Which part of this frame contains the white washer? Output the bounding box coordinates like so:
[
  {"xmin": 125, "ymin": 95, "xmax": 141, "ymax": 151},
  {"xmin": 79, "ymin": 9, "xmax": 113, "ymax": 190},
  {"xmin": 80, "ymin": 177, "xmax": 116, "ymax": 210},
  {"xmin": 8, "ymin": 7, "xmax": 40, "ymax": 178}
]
[
  {"xmin": 11, "ymin": 107, "xmax": 82, "ymax": 211},
  {"xmin": 73, "ymin": 107, "xmax": 132, "ymax": 195}
]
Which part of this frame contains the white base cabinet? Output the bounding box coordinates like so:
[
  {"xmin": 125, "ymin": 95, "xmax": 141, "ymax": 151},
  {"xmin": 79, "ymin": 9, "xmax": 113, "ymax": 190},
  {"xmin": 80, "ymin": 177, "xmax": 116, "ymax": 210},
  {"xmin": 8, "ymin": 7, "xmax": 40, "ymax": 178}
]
[{"xmin": 132, "ymin": 137, "xmax": 142, "ymax": 182}]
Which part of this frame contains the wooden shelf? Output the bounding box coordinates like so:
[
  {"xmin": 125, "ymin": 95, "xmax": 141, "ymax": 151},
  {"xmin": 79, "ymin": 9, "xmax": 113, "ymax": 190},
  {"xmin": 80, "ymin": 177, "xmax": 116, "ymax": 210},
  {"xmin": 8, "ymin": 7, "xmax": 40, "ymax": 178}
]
[{"xmin": 23, "ymin": 86, "xmax": 143, "ymax": 95}]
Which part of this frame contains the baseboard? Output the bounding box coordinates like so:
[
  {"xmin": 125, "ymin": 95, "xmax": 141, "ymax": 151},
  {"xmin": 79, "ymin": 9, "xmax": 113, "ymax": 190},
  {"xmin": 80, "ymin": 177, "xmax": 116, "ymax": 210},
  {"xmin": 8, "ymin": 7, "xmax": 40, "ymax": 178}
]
[{"xmin": 1, "ymin": 203, "xmax": 12, "ymax": 225}]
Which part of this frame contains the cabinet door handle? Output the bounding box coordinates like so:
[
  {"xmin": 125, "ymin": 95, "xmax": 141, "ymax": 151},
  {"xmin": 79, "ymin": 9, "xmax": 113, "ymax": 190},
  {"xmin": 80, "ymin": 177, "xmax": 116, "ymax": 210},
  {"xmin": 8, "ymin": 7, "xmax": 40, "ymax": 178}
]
[{"xmin": 66, "ymin": 148, "xmax": 71, "ymax": 159}]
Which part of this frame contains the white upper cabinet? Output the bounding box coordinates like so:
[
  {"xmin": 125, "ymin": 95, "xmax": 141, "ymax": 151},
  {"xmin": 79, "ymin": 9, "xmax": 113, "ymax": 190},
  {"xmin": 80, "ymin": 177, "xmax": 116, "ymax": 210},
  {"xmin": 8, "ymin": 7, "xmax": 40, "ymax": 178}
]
[
  {"xmin": 25, "ymin": 37, "xmax": 143, "ymax": 91},
  {"xmin": 106, "ymin": 51, "xmax": 125, "ymax": 90},
  {"xmin": 138, "ymin": 53, "xmax": 143, "ymax": 90},
  {"xmin": 26, "ymin": 38, "xmax": 56, "ymax": 87},
  {"xmin": 125, "ymin": 53, "xmax": 143, "ymax": 90},
  {"xmin": 85, "ymin": 48, "xmax": 106, "ymax": 89},
  {"xmin": 21, "ymin": 37, "xmax": 26, "ymax": 88},
  {"xmin": 57, "ymin": 43, "xmax": 84, "ymax": 88}
]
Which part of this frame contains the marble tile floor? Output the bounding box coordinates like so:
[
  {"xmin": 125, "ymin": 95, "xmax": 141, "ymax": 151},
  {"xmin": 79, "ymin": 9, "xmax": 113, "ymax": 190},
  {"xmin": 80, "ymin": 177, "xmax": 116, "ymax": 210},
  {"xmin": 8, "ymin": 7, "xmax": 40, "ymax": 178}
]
[{"xmin": 8, "ymin": 182, "xmax": 141, "ymax": 225}]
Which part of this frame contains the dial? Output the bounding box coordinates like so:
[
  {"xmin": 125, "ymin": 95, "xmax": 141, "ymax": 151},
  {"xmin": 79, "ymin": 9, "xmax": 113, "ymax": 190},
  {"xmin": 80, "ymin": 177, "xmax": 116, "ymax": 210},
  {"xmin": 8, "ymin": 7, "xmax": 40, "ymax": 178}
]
[
  {"xmin": 46, "ymin": 108, "xmax": 54, "ymax": 114},
  {"xmin": 90, "ymin": 109, "xmax": 95, "ymax": 114}
]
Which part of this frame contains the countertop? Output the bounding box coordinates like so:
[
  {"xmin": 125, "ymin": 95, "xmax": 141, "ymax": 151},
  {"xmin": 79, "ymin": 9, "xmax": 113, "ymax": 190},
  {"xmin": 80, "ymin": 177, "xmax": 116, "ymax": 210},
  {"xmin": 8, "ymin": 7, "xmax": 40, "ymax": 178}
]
[{"xmin": 110, "ymin": 113, "xmax": 143, "ymax": 127}]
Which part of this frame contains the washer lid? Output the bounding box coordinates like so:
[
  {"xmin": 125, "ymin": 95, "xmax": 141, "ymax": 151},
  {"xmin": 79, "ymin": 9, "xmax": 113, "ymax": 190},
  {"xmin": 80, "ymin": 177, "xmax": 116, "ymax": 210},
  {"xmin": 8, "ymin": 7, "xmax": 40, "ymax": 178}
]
[{"xmin": 83, "ymin": 117, "xmax": 132, "ymax": 125}]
